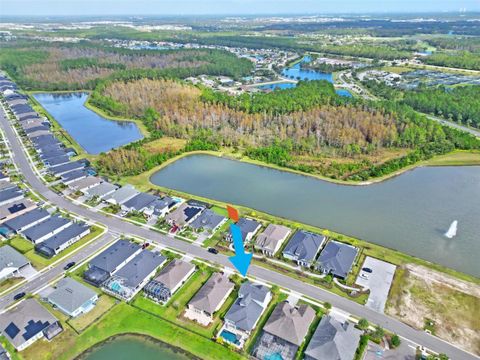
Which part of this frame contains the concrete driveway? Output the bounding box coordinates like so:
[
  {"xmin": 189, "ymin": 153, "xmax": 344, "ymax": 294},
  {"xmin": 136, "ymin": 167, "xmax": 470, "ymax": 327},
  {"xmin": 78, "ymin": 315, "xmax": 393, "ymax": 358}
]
[{"xmin": 355, "ymin": 257, "xmax": 396, "ymax": 313}]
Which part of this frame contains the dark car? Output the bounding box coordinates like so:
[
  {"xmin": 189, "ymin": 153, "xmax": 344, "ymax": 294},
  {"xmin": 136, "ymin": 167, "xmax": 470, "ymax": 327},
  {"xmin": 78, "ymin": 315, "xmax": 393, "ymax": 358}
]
[
  {"xmin": 142, "ymin": 242, "xmax": 150, "ymax": 249},
  {"xmin": 362, "ymin": 267, "xmax": 373, "ymax": 273},
  {"xmin": 207, "ymin": 247, "xmax": 219, "ymax": 255},
  {"xmin": 63, "ymin": 262, "xmax": 76, "ymax": 270},
  {"xmin": 13, "ymin": 292, "xmax": 26, "ymax": 301}
]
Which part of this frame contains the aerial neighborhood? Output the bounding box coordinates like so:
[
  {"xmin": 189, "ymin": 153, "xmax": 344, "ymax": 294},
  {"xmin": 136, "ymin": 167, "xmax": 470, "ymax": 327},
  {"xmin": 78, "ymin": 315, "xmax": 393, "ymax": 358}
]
[{"xmin": 0, "ymin": 8, "xmax": 478, "ymax": 360}]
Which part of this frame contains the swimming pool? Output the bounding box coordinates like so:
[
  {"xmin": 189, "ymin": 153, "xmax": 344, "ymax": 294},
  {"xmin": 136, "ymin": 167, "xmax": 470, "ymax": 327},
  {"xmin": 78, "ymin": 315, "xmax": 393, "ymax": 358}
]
[{"xmin": 220, "ymin": 330, "xmax": 240, "ymax": 345}]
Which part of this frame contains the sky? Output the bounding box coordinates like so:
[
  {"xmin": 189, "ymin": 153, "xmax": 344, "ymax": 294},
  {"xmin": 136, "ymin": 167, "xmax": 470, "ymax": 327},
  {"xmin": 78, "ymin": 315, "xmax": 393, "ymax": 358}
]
[{"xmin": 0, "ymin": 0, "xmax": 479, "ymax": 16}]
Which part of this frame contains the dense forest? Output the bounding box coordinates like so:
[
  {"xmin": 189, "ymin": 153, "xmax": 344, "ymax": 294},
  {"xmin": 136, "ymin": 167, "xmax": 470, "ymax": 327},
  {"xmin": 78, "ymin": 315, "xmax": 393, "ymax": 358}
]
[
  {"xmin": 423, "ymin": 52, "xmax": 480, "ymax": 71},
  {"xmin": 426, "ymin": 37, "xmax": 480, "ymax": 53},
  {"xmin": 0, "ymin": 43, "xmax": 253, "ymax": 90},
  {"xmin": 92, "ymin": 78, "xmax": 480, "ymax": 180}
]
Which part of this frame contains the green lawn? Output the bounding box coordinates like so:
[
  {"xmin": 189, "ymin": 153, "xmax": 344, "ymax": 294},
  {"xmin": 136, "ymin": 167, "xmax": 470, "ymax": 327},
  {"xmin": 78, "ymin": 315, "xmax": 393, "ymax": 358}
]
[
  {"xmin": 0, "ymin": 277, "xmax": 23, "ymax": 294},
  {"xmin": 20, "ymin": 303, "xmax": 246, "ymax": 360},
  {"xmin": 68, "ymin": 295, "xmax": 117, "ymax": 333},
  {"xmin": 8, "ymin": 236, "xmax": 34, "ymax": 254}
]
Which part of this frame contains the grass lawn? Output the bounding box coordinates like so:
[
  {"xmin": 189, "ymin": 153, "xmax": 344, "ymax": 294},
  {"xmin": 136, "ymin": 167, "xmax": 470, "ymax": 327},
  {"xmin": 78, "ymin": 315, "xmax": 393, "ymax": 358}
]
[
  {"xmin": 424, "ymin": 150, "xmax": 480, "ymax": 166},
  {"xmin": 20, "ymin": 303, "xmax": 246, "ymax": 360},
  {"xmin": 143, "ymin": 137, "xmax": 187, "ymax": 154},
  {"xmin": 125, "ymin": 212, "xmax": 147, "ymax": 224},
  {"xmin": 68, "ymin": 295, "xmax": 117, "ymax": 333},
  {"xmin": 0, "ymin": 336, "xmax": 22, "ymax": 360},
  {"xmin": 0, "ymin": 277, "xmax": 23, "ymax": 294},
  {"xmin": 22, "ymin": 225, "xmax": 104, "ymax": 269},
  {"xmin": 8, "ymin": 236, "xmax": 34, "ymax": 254}
]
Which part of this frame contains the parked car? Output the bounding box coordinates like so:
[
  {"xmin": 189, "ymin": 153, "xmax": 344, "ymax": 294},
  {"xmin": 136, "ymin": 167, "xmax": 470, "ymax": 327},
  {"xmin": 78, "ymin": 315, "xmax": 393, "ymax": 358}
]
[
  {"xmin": 63, "ymin": 262, "xmax": 76, "ymax": 270},
  {"xmin": 13, "ymin": 292, "xmax": 26, "ymax": 301},
  {"xmin": 362, "ymin": 267, "xmax": 373, "ymax": 273},
  {"xmin": 207, "ymin": 247, "xmax": 219, "ymax": 254}
]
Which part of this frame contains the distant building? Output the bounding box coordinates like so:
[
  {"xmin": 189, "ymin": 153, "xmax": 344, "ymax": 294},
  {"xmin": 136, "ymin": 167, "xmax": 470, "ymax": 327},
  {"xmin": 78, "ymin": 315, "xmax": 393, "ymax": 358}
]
[
  {"xmin": 304, "ymin": 315, "xmax": 362, "ymax": 360},
  {"xmin": 0, "ymin": 299, "xmax": 62, "ymax": 351},
  {"xmin": 185, "ymin": 273, "xmax": 234, "ymax": 326},
  {"xmin": 254, "ymin": 224, "xmax": 291, "ymax": 257},
  {"xmin": 252, "ymin": 302, "xmax": 316, "ymax": 360},
  {"xmin": 0, "ymin": 245, "xmax": 30, "ymax": 281},
  {"xmin": 143, "ymin": 259, "xmax": 195, "ymax": 303},
  {"xmin": 283, "ymin": 230, "xmax": 325, "ymax": 267},
  {"xmin": 316, "ymin": 241, "xmax": 358, "ymax": 279},
  {"xmin": 47, "ymin": 277, "xmax": 98, "ymax": 317}
]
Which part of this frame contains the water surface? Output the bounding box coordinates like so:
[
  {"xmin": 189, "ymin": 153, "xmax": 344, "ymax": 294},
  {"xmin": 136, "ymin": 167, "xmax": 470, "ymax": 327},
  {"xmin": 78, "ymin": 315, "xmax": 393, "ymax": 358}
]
[
  {"xmin": 282, "ymin": 56, "xmax": 334, "ymax": 83},
  {"xmin": 34, "ymin": 93, "xmax": 143, "ymax": 154},
  {"xmin": 82, "ymin": 336, "xmax": 192, "ymax": 360},
  {"xmin": 151, "ymin": 154, "xmax": 480, "ymax": 277}
]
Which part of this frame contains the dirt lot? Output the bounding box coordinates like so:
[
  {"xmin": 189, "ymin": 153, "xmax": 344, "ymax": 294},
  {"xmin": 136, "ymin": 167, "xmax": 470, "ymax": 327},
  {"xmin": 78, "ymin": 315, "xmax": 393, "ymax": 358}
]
[{"xmin": 386, "ymin": 264, "xmax": 480, "ymax": 355}]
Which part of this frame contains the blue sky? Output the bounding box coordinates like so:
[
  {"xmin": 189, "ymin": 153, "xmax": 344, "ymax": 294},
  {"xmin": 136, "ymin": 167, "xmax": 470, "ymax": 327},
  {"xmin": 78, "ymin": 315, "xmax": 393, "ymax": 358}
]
[{"xmin": 1, "ymin": 0, "xmax": 478, "ymax": 16}]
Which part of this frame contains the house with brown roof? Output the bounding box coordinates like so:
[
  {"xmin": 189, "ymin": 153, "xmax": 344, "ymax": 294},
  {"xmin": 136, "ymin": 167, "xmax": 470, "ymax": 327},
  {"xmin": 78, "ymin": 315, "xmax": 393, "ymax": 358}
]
[
  {"xmin": 184, "ymin": 273, "xmax": 234, "ymax": 326},
  {"xmin": 254, "ymin": 224, "xmax": 292, "ymax": 257},
  {"xmin": 252, "ymin": 301, "xmax": 316, "ymax": 360}
]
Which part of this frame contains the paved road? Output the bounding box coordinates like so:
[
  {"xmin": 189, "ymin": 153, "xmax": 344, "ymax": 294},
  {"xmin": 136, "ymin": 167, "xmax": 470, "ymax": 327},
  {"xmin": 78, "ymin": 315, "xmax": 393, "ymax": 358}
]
[
  {"xmin": 0, "ymin": 109, "xmax": 477, "ymax": 360},
  {"xmin": 0, "ymin": 232, "xmax": 115, "ymax": 310},
  {"xmin": 424, "ymin": 113, "xmax": 480, "ymax": 138}
]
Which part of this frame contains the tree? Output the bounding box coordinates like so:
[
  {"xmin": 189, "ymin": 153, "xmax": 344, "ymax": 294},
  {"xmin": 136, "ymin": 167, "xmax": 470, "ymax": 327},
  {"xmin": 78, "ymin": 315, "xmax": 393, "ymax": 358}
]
[
  {"xmin": 391, "ymin": 334, "xmax": 401, "ymax": 348},
  {"xmin": 357, "ymin": 318, "xmax": 369, "ymax": 330},
  {"xmin": 323, "ymin": 302, "xmax": 332, "ymax": 311},
  {"xmin": 371, "ymin": 325, "xmax": 385, "ymax": 341}
]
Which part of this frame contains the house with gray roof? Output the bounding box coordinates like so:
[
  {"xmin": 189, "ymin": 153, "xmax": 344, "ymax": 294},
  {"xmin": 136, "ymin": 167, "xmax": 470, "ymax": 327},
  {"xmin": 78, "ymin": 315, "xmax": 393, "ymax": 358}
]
[
  {"xmin": 0, "ymin": 187, "xmax": 23, "ymax": 207},
  {"xmin": 35, "ymin": 222, "xmax": 90, "ymax": 258},
  {"xmin": 47, "ymin": 277, "xmax": 98, "ymax": 317},
  {"xmin": 189, "ymin": 209, "xmax": 227, "ymax": 234},
  {"xmin": 226, "ymin": 218, "xmax": 262, "ymax": 243},
  {"xmin": 304, "ymin": 315, "xmax": 362, "ymax": 360},
  {"xmin": 316, "ymin": 241, "xmax": 358, "ymax": 279},
  {"xmin": 223, "ymin": 282, "xmax": 271, "ymax": 345},
  {"xmin": 84, "ymin": 182, "xmax": 118, "ymax": 200},
  {"xmin": 121, "ymin": 192, "xmax": 158, "ymax": 213},
  {"xmin": 144, "ymin": 197, "xmax": 176, "ymax": 218},
  {"xmin": 83, "ymin": 240, "xmax": 142, "ymax": 286},
  {"xmin": 0, "ymin": 199, "xmax": 36, "ymax": 224},
  {"xmin": 0, "ymin": 245, "xmax": 30, "ymax": 281},
  {"xmin": 0, "ymin": 343, "xmax": 9, "ymax": 360},
  {"xmin": 49, "ymin": 161, "xmax": 86, "ymax": 176},
  {"xmin": 102, "ymin": 250, "xmax": 166, "ymax": 301},
  {"xmin": 105, "ymin": 185, "xmax": 139, "ymax": 205},
  {"xmin": 21, "ymin": 215, "xmax": 72, "ymax": 244},
  {"xmin": 4, "ymin": 208, "xmax": 50, "ymax": 233},
  {"xmin": 283, "ymin": 230, "xmax": 326, "ymax": 268},
  {"xmin": 165, "ymin": 202, "xmax": 204, "ymax": 229},
  {"xmin": 68, "ymin": 176, "xmax": 103, "ymax": 193},
  {"xmin": 61, "ymin": 169, "xmax": 89, "ymax": 184},
  {"xmin": 252, "ymin": 302, "xmax": 316, "ymax": 360},
  {"xmin": 0, "ymin": 299, "xmax": 62, "ymax": 351},
  {"xmin": 185, "ymin": 273, "xmax": 234, "ymax": 326},
  {"xmin": 144, "ymin": 259, "xmax": 195, "ymax": 303},
  {"xmin": 254, "ymin": 224, "xmax": 292, "ymax": 257}
]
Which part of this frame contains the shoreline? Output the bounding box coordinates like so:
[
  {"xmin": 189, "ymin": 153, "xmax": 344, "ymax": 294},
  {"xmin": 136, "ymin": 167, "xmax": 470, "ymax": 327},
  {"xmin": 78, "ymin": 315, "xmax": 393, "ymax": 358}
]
[{"xmin": 74, "ymin": 333, "xmax": 200, "ymax": 360}]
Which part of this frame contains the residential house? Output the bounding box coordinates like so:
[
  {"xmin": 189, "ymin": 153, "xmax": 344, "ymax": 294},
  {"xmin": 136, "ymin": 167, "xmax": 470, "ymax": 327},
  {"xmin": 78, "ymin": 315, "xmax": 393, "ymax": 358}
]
[
  {"xmin": 0, "ymin": 187, "xmax": 23, "ymax": 207},
  {"xmin": 102, "ymin": 250, "xmax": 166, "ymax": 301},
  {"xmin": 316, "ymin": 241, "xmax": 358, "ymax": 279},
  {"xmin": 189, "ymin": 209, "xmax": 227, "ymax": 233},
  {"xmin": 282, "ymin": 230, "xmax": 326, "ymax": 267},
  {"xmin": 47, "ymin": 277, "xmax": 98, "ymax": 317},
  {"xmin": 165, "ymin": 202, "xmax": 204, "ymax": 229},
  {"xmin": 105, "ymin": 185, "xmax": 139, "ymax": 206},
  {"xmin": 0, "ymin": 299, "xmax": 62, "ymax": 351},
  {"xmin": 67, "ymin": 176, "xmax": 103, "ymax": 193},
  {"xmin": 226, "ymin": 218, "xmax": 262, "ymax": 243},
  {"xmin": 0, "ymin": 245, "xmax": 30, "ymax": 281},
  {"xmin": 143, "ymin": 197, "xmax": 176, "ymax": 219},
  {"xmin": 252, "ymin": 301, "xmax": 316, "ymax": 360},
  {"xmin": 49, "ymin": 161, "xmax": 86, "ymax": 177},
  {"xmin": 254, "ymin": 224, "xmax": 291, "ymax": 257},
  {"xmin": 0, "ymin": 199, "xmax": 36, "ymax": 224},
  {"xmin": 121, "ymin": 192, "xmax": 158, "ymax": 213},
  {"xmin": 60, "ymin": 169, "xmax": 90, "ymax": 185},
  {"xmin": 83, "ymin": 239, "xmax": 142, "ymax": 286},
  {"xmin": 34, "ymin": 222, "xmax": 90, "ymax": 258},
  {"xmin": 21, "ymin": 215, "xmax": 72, "ymax": 244},
  {"xmin": 223, "ymin": 282, "xmax": 271, "ymax": 345},
  {"xmin": 83, "ymin": 182, "xmax": 118, "ymax": 200},
  {"xmin": 185, "ymin": 273, "xmax": 234, "ymax": 326},
  {"xmin": 304, "ymin": 315, "xmax": 362, "ymax": 360},
  {"xmin": 144, "ymin": 259, "xmax": 195, "ymax": 303},
  {"xmin": 4, "ymin": 208, "xmax": 50, "ymax": 233},
  {"xmin": 0, "ymin": 344, "xmax": 9, "ymax": 360}
]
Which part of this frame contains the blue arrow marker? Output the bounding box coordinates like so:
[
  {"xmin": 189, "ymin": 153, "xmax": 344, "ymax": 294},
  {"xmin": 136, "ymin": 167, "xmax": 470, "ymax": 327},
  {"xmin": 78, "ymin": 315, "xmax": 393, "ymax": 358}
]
[{"xmin": 229, "ymin": 223, "xmax": 252, "ymax": 276}]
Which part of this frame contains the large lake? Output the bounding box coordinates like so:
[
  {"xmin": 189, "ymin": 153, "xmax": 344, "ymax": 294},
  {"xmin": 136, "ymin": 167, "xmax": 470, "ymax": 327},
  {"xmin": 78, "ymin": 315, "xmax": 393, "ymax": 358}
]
[
  {"xmin": 81, "ymin": 336, "xmax": 192, "ymax": 360},
  {"xmin": 34, "ymin": 93, "xmax": 143, "ymax": 154},
  {"xmin": 151, "ymin": 154, "xmax": 480, "ymax": 277}
]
